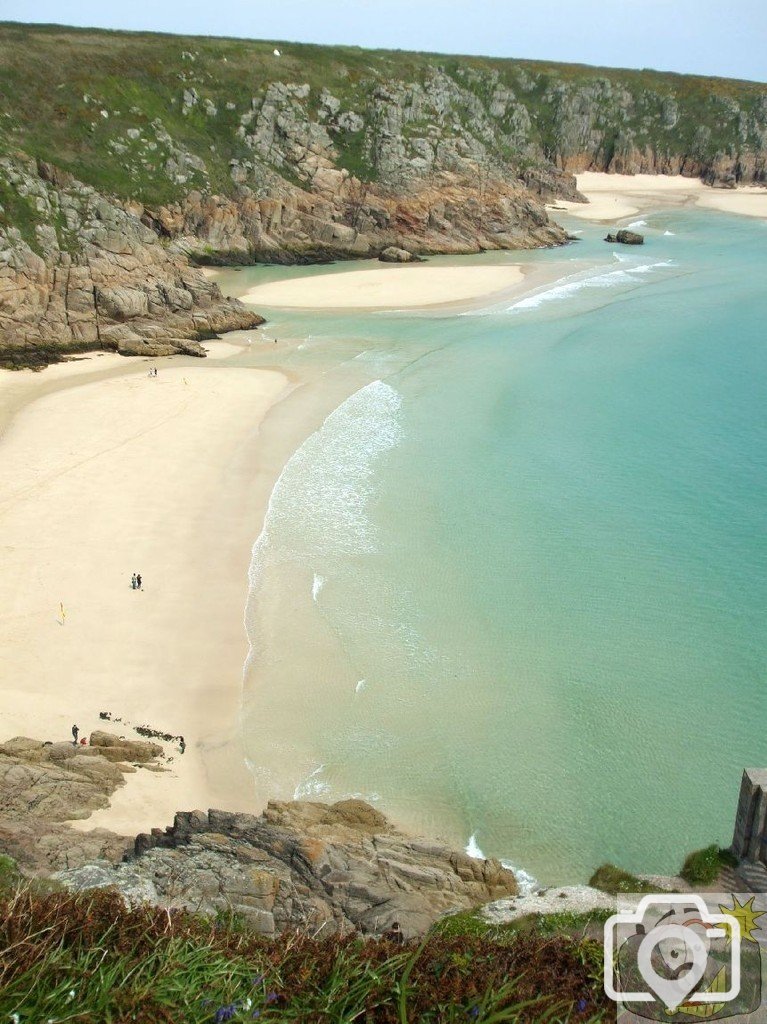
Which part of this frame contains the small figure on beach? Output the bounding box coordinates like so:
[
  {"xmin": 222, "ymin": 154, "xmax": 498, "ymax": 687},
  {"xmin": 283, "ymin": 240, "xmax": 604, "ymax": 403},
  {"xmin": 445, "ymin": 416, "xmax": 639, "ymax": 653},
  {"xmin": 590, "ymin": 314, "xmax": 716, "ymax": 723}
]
[
  {"xmin": 71, "ymin": 724, "xmax": 79, "ymax": 745},
  {"xmin": 136, "ymin": 573, "xmax": 142, "ymax": 590},
  {"xmin": 179, "ymin": 736, "xmax": 186, "ymax": 755},
  {"xmin": 148, "ymin": 366, "xmax": 158, "ymax": 378},
  {"xmin": 131, "ymin": 573, "xmax": 137, "ymax": 590}
]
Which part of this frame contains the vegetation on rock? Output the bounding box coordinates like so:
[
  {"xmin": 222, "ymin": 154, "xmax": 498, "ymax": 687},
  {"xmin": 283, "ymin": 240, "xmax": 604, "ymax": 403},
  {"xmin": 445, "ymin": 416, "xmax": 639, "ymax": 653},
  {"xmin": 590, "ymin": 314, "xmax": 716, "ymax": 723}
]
[{"xmin": 680, "ymin": 844, "xmax": 738, "ymax": 886}]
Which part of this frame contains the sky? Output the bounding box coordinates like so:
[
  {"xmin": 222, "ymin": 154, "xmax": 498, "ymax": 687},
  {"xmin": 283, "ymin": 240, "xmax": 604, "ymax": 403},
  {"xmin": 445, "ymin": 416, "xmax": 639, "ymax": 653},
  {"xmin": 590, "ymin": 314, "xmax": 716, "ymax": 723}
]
[{"xmin": 1, "ymin": 0, "xmax": 766, "ymax": 82}]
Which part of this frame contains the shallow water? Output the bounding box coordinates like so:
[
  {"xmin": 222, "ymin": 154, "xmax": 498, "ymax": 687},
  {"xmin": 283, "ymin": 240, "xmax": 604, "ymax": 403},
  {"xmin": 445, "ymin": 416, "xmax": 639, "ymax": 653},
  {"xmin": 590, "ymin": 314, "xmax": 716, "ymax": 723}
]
[{"xmin": 238, "ymin": 209, "xmax": 767, "ymax": 885}]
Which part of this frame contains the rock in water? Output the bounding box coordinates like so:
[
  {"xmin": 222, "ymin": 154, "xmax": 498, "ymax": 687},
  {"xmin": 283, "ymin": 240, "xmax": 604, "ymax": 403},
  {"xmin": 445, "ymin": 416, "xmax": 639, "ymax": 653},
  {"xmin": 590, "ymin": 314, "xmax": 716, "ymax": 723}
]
[
  {"xmin": 379, "ymin": 246, "xmax": 423, "ymax": 263},
  {"xmin": 605, "ymin": 229, "xmax": 644, "ymax": 245}
]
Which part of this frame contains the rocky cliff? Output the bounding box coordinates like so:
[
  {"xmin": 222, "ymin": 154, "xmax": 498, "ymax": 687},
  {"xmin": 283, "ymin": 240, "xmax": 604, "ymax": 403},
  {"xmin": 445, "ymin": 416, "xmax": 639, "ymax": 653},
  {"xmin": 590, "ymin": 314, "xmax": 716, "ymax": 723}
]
[
  {"xmin": 0, "ymin": 156, "xmax": 263, "ymax": 366},
  {"xmin": 1, "ymin": 22, "xmax": 766, "ymax": 364}
]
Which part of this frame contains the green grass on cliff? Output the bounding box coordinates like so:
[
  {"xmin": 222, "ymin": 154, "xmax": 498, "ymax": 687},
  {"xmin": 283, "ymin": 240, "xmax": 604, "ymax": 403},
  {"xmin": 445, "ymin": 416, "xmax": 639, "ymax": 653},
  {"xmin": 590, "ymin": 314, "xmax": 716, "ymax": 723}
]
[
  {"xmin": 0, "ymin": 878, "xmax": 609, "ymax": 1023},
  {"xmin": 1, "ymin": 20, "xmax": 765, "ymax": 209}
]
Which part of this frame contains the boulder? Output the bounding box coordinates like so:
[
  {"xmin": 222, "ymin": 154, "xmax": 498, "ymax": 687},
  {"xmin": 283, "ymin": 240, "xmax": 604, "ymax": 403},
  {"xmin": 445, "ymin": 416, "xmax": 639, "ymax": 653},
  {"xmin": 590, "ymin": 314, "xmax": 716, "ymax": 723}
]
[
  {"xmin": 88, "ymin": 730, "xmax": 163, "ymax": 763},
  {"xmin": 379, "ymin": 246, "xmax": 422, "ymax": 263},
  {"xmin": 605, "ymin": 229, "xmax": 644, "ymax": 245}
]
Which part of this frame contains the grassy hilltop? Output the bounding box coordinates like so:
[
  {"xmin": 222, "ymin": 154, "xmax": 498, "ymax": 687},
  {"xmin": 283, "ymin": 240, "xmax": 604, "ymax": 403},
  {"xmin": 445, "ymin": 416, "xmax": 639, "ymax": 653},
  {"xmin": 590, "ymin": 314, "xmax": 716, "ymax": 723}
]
[{"xmin": 1, "ymin": 21, "xmax": 766, "ymax": 212}]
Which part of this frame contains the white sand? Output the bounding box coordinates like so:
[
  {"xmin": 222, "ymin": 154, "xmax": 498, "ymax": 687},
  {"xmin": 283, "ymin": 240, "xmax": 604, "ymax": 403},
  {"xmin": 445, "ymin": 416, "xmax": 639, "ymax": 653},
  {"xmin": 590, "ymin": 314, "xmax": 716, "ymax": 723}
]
[
  {"xmin": 0, "ymin": 360, "xmax": 288, "ymax": 835},
  {"xmin": 551, "ymin": 173, "xmax": 767, "ymax": 222},
  {"xmin": 240, "ymin": 264, "xmax": 525, "ymax": 310}
]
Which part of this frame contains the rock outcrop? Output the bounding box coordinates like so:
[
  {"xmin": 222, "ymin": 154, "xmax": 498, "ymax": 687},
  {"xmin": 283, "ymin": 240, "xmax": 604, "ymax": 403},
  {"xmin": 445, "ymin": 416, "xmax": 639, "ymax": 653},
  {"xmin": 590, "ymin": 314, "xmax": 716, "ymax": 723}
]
[
  {"xmin": 605, "ymin": 229, "xmax": 644, "ymax": 244},
  {"xmin": 55, "ymin": 798, "xmax": 518, "ymax": 939},
  {"xmin": 0, "ymin": 157, "xmax": 263, "ymax": 366},
  {"xmin": 0, "ymin": 733, "xmax": 162, "ymax": 873}
]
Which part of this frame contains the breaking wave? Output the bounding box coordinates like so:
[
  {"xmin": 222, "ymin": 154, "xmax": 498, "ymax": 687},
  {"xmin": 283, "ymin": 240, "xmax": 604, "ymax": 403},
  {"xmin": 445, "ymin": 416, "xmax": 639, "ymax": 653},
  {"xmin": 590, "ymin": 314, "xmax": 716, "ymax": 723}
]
[
  {"xmin": 294, "ymin": 764, "xmax": 331, "ymax": 800},
  {"xmin": 249, "ymin": 380, "xmax": 404, "ymax": 581},
  {"xmin": 503, "ymin": 260, "xmax": 676, "ymax": 314}
]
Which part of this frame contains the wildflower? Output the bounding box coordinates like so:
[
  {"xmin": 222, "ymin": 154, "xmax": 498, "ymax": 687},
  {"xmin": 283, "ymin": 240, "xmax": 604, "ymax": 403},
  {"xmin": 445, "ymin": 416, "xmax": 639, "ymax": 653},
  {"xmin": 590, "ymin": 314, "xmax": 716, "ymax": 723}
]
[
  {"xmin": 265, "ymin": 992, "xmax": 279, "ymax": 1004},
  {"xmin": 250, "ymin": 974, "xmax": 264, "ymax": 988},
  {"xmin": 243, "ymin": 998, "xmax": 252, "ymax": 1011},
  {"xmin": 10, "ymin": 1014, "xmax": 20, "ymax": 1024},
  {"xmin": 468, "ymin": 1008, "xmax": 480, "ymax": 1020},
  {"xmin": 576, "ymin": 998, "xmax": 588, "ymax": 1012},
  {"xmin": 214, "ymin": 1005, "xmax": 238, "ymax": 1023},
  {"xmin": 251, "ymin": 1013, "xmax": 260, "ymax": 1020}
]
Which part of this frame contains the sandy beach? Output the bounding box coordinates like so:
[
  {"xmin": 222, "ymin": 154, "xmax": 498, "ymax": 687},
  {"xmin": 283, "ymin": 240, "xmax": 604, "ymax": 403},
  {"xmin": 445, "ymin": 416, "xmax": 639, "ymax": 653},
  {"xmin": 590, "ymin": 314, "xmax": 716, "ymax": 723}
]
[
  {"xmin": 0, "ymin": 350, "xmax": 289, "ymax": 835},
  {"xmin": 552, "ymin": 172, "xmax": 767, "ymax": 222},
  {"xmin": 240, "ymin": 263, "xmax": 525, "ymax": 310},
  {"xmin": 3, "ymin": 169, "xmax": 763, "ymax": 841}
]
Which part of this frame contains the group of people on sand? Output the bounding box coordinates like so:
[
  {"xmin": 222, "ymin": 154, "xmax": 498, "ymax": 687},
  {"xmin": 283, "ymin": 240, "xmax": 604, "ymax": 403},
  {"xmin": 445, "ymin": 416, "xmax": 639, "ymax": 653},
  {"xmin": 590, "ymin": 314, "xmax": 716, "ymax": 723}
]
[
  {"xmin": 130, "ymin": 572, "xmax": 143, "ymax": 590},
  {"xmin": 147, "ymin": 366, "xmax": 158, "ymax": 377}
]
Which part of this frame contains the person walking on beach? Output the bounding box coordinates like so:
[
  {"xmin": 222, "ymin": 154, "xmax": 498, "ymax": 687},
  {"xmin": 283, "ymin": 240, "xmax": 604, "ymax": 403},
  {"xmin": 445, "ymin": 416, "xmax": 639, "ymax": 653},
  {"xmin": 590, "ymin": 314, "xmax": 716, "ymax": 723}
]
[
  {"xmin": 72, "ymin": 724, "xmax": 79, "ymax": 745},
  {"xmin": 131, "ymin": 573, "xmax": 137, "ymax": 590},
  {"xmin": 136, "ymin": 573, "xmax": 142, "ymax": 590},
  {"xmin": 179, "ymin": 736, "xmax": 186, "ymax": 755}
]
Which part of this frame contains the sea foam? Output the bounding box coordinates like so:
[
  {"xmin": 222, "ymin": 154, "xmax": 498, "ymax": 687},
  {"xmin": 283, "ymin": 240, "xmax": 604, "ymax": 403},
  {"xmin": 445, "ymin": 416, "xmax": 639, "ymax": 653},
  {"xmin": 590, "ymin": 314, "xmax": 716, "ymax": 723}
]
[
  {"xmin": 293, "ymin": 764, "xmax": 331, "ymax": 800},
  {"xmin": 248, "ymin": 379, "xmax": 404, "ymax": 583},
  {"xmin": 312, "ymin": 573, "xmax": 325, "ymax": 602},
  {"xmin": 504, "ymin": 260, "xmax": 675, "ymax": 313},
  {"xmin": 465, "ymin": 834, "xmax": 539, "ymax": 895}
]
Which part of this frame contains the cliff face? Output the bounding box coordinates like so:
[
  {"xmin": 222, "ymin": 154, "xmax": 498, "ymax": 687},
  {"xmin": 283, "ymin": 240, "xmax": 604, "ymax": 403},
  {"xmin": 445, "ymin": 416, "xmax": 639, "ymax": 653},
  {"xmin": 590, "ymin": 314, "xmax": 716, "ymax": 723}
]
[
  {"xmin": 1, "ymin": 23, "xmax": 766, "ymax": 362},
  {"xmin": 0, "ymin": 157, "xmax": 263, "ymax": 365}
]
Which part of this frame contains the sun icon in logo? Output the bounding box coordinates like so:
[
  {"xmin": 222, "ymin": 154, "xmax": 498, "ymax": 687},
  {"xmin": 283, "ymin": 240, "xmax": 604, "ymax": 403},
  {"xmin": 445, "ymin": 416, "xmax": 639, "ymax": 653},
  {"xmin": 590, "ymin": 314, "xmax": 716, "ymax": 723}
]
[{"xmin": 717, "ymin": 895, "xmax": 766, "ymax": 943}]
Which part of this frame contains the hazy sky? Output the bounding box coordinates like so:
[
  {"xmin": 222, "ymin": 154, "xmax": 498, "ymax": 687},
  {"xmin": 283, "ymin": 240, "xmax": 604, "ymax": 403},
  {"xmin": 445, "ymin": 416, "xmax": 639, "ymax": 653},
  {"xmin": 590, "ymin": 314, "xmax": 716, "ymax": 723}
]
[{"xmin": 2, "ymin": 0, "xmax": 766, "ymax": 82}]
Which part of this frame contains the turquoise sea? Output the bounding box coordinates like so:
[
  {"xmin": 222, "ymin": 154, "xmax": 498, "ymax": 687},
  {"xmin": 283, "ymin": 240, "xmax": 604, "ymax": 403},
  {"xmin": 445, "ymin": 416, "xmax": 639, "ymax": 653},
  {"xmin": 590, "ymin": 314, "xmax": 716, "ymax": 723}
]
[{"xmin": 226, "ymin": 208, "xmax": 767, "ymax": 887}]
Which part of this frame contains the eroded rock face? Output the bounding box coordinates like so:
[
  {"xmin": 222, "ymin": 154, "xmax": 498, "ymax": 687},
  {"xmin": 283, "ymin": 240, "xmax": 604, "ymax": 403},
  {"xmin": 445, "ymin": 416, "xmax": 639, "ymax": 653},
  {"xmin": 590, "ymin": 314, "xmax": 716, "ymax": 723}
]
[
  {"xmin": 154, "ymin": 169, "xmax": 569, "ymax": 265},
  {"xmin": 55, "ymin": 798, "xmax": 519, "ymax": 939},
  {"xmin": 0, "ymin": 157, "xmax": 263, "ymax": 364}
]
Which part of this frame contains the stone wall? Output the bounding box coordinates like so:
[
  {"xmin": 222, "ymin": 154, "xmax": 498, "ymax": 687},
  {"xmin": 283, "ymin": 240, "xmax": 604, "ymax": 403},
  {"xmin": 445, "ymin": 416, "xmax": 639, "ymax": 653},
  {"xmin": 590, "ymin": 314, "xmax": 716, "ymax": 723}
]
[{"xmin": 732, "ymin": 769, "xmax": 767, "ymax": 865}]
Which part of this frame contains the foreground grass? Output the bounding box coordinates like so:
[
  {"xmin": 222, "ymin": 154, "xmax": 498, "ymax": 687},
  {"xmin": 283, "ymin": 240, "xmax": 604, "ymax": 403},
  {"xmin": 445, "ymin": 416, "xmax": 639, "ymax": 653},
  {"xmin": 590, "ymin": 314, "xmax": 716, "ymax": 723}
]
[{"xmin": 0, "ymin": 880, "xmax": 609, "ymax": 1023}]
